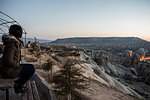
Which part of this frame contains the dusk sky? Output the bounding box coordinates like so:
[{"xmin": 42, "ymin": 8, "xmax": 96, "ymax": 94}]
[{"xmin": 0, "ymin": 0, "xmax": 150, "ymax": 41}]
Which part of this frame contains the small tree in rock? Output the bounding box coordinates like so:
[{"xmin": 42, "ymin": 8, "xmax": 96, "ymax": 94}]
[
  {"xmin": 53, "ymin": 59, "xmax": 88, "ymax": 100},
  {"xmin": 35, "ymin": 42, "xmax": 41, "ymax": 65},
  {"xmin": 42, "ymin": 59, "xmax": 53, "ymax": 81},
  {"xmin": 28, "ymin": 42, "xmax": 37, "ymax": 57}
]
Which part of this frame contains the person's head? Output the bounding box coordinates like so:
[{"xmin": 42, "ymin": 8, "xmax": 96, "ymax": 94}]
[{"xmin": 9, "ymin": 24, "xmax": 23, "ymax": 38}]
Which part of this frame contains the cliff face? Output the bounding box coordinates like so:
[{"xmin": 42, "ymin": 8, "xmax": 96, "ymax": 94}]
[
  {"xmin": 45, "ymin": 37, "xmax": 150, "ymax": 54},
  {"xmin": 136, "ymin": 61, "xmax": 150, "ymax": 84},
  {"xmin": 52, "ymin": 37, "xmax": 148, "ymax": 43},
  {"xmin": 89, "ymin": 50, "xmax": 150, "ymax": 99}
]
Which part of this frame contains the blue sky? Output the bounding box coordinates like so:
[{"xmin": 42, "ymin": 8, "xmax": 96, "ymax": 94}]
[{"xmin": 0, "ymin": 0, "xmax": 150, "ymax": 41}]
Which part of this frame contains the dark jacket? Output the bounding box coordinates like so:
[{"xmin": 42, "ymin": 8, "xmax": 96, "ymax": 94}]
[{"xmin": 1, "ymin": 34, "xmax": 22, "ymax": 78}]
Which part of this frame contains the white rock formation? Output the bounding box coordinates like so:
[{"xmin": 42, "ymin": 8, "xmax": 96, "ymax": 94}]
[{"xmin": 77, "ymin": 51, "xmax": 143, "ymax": 99}]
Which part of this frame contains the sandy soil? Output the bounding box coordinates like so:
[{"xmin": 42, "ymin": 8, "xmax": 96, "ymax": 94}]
[{"xmin": 81, "ymin": 80, "xmax": 138, "ymax": 100}]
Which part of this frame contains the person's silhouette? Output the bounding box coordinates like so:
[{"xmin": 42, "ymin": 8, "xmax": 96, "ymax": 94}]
[{"xmin": 1, "ymin": 24, "xmax": 35, "ymax": 94}]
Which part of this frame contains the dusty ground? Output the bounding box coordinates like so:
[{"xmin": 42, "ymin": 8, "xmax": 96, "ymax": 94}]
[
  {"xmin": 36, "ymin": 69, "xmax": 138, "ymax": 100},
  {"xmin": 81, "ymin": 80, "xmax": 138, "ymax": 100}
]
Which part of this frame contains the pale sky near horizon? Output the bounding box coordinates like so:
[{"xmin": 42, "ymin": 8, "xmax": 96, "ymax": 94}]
[{"xmin": 0, "ymin": 0, "xmax": 150, "ymax": 41}]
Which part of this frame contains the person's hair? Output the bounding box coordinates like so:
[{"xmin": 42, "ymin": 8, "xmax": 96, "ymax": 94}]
[{"xmin": 9, "ymin": 24, "xmax": 23, "ymax": 38}]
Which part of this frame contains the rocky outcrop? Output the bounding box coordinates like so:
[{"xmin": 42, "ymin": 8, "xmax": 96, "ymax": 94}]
[
  {"xmin": 79, "ymin": 51, "xmax": 143, "ymax": 99},
  {"xmin": 93, "ymin": 50, "xmax": 124, "ymax": 65},
  {"xmin": 82, "ymin": 50, "xmax": 150, "ymax": 99},
  {"xmin": 136, "ymin": 61, "xmax": 150, "ymax": 85},
  {"xmin": 36, "ymin": 46, "xmax": 150, "ymax": 99}
]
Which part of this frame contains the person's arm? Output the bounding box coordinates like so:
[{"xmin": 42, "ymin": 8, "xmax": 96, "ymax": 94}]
[{"xmin": 3, "ymin": 42, "xmax": 20, "ymax": 68}]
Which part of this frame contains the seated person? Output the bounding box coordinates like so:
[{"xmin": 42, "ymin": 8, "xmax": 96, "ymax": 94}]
[{"xmin": 0, "ymin": 24, "xmax": 35, "ymax": 94}]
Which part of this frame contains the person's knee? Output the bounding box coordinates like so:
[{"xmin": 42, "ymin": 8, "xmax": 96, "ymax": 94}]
[
  {"xmin": 21, "ymin": 64, "xmax": 35, "ymax": 74},
  {"xmin": 31, "ymin": 66, "xmax": 35, "ymax": 74}
]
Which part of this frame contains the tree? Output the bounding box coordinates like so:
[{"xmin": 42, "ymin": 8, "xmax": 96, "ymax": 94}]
[
  {"xmin": 28, "ymin": 41, "xmax": 41, "ymax": 63},
  {"xmin": 42, "ymin": 59, "xmax": 53, "ymax": 81},
  {"xmin": 28, "ymin": 42, "xmax": 37, "ymax": 57},
  {"xmin": 53, "ymin": 59, "xmax": 88, "ymax": 100},
  {"xmin": 35, "ymin": 42, "xmax": 41, "ymax": 65}
]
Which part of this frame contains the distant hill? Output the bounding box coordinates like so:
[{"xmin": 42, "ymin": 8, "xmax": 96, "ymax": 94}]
[
  {"xmin": 45, "ymin": 37, "xmax": 150, "ymax": 53},
  {"xmin": 51, "ymin": 37, "xmax": 148, "ymax": 44},
  {"xmin": 22, "ymin": 37, "xmax": 52, "ymax": 43},
  {"xmin": 0, "ymin": 36, "xmax": 52, "ymax": 43}
]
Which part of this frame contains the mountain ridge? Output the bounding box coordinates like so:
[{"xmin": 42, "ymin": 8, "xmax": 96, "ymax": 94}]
[
  {"xmin": 44, "ymin": 37, "xmax": 150, "ymax": 53},
  {"xmin": 51, "ymin": 37, "xmax": 149, "ymax": 44}
]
